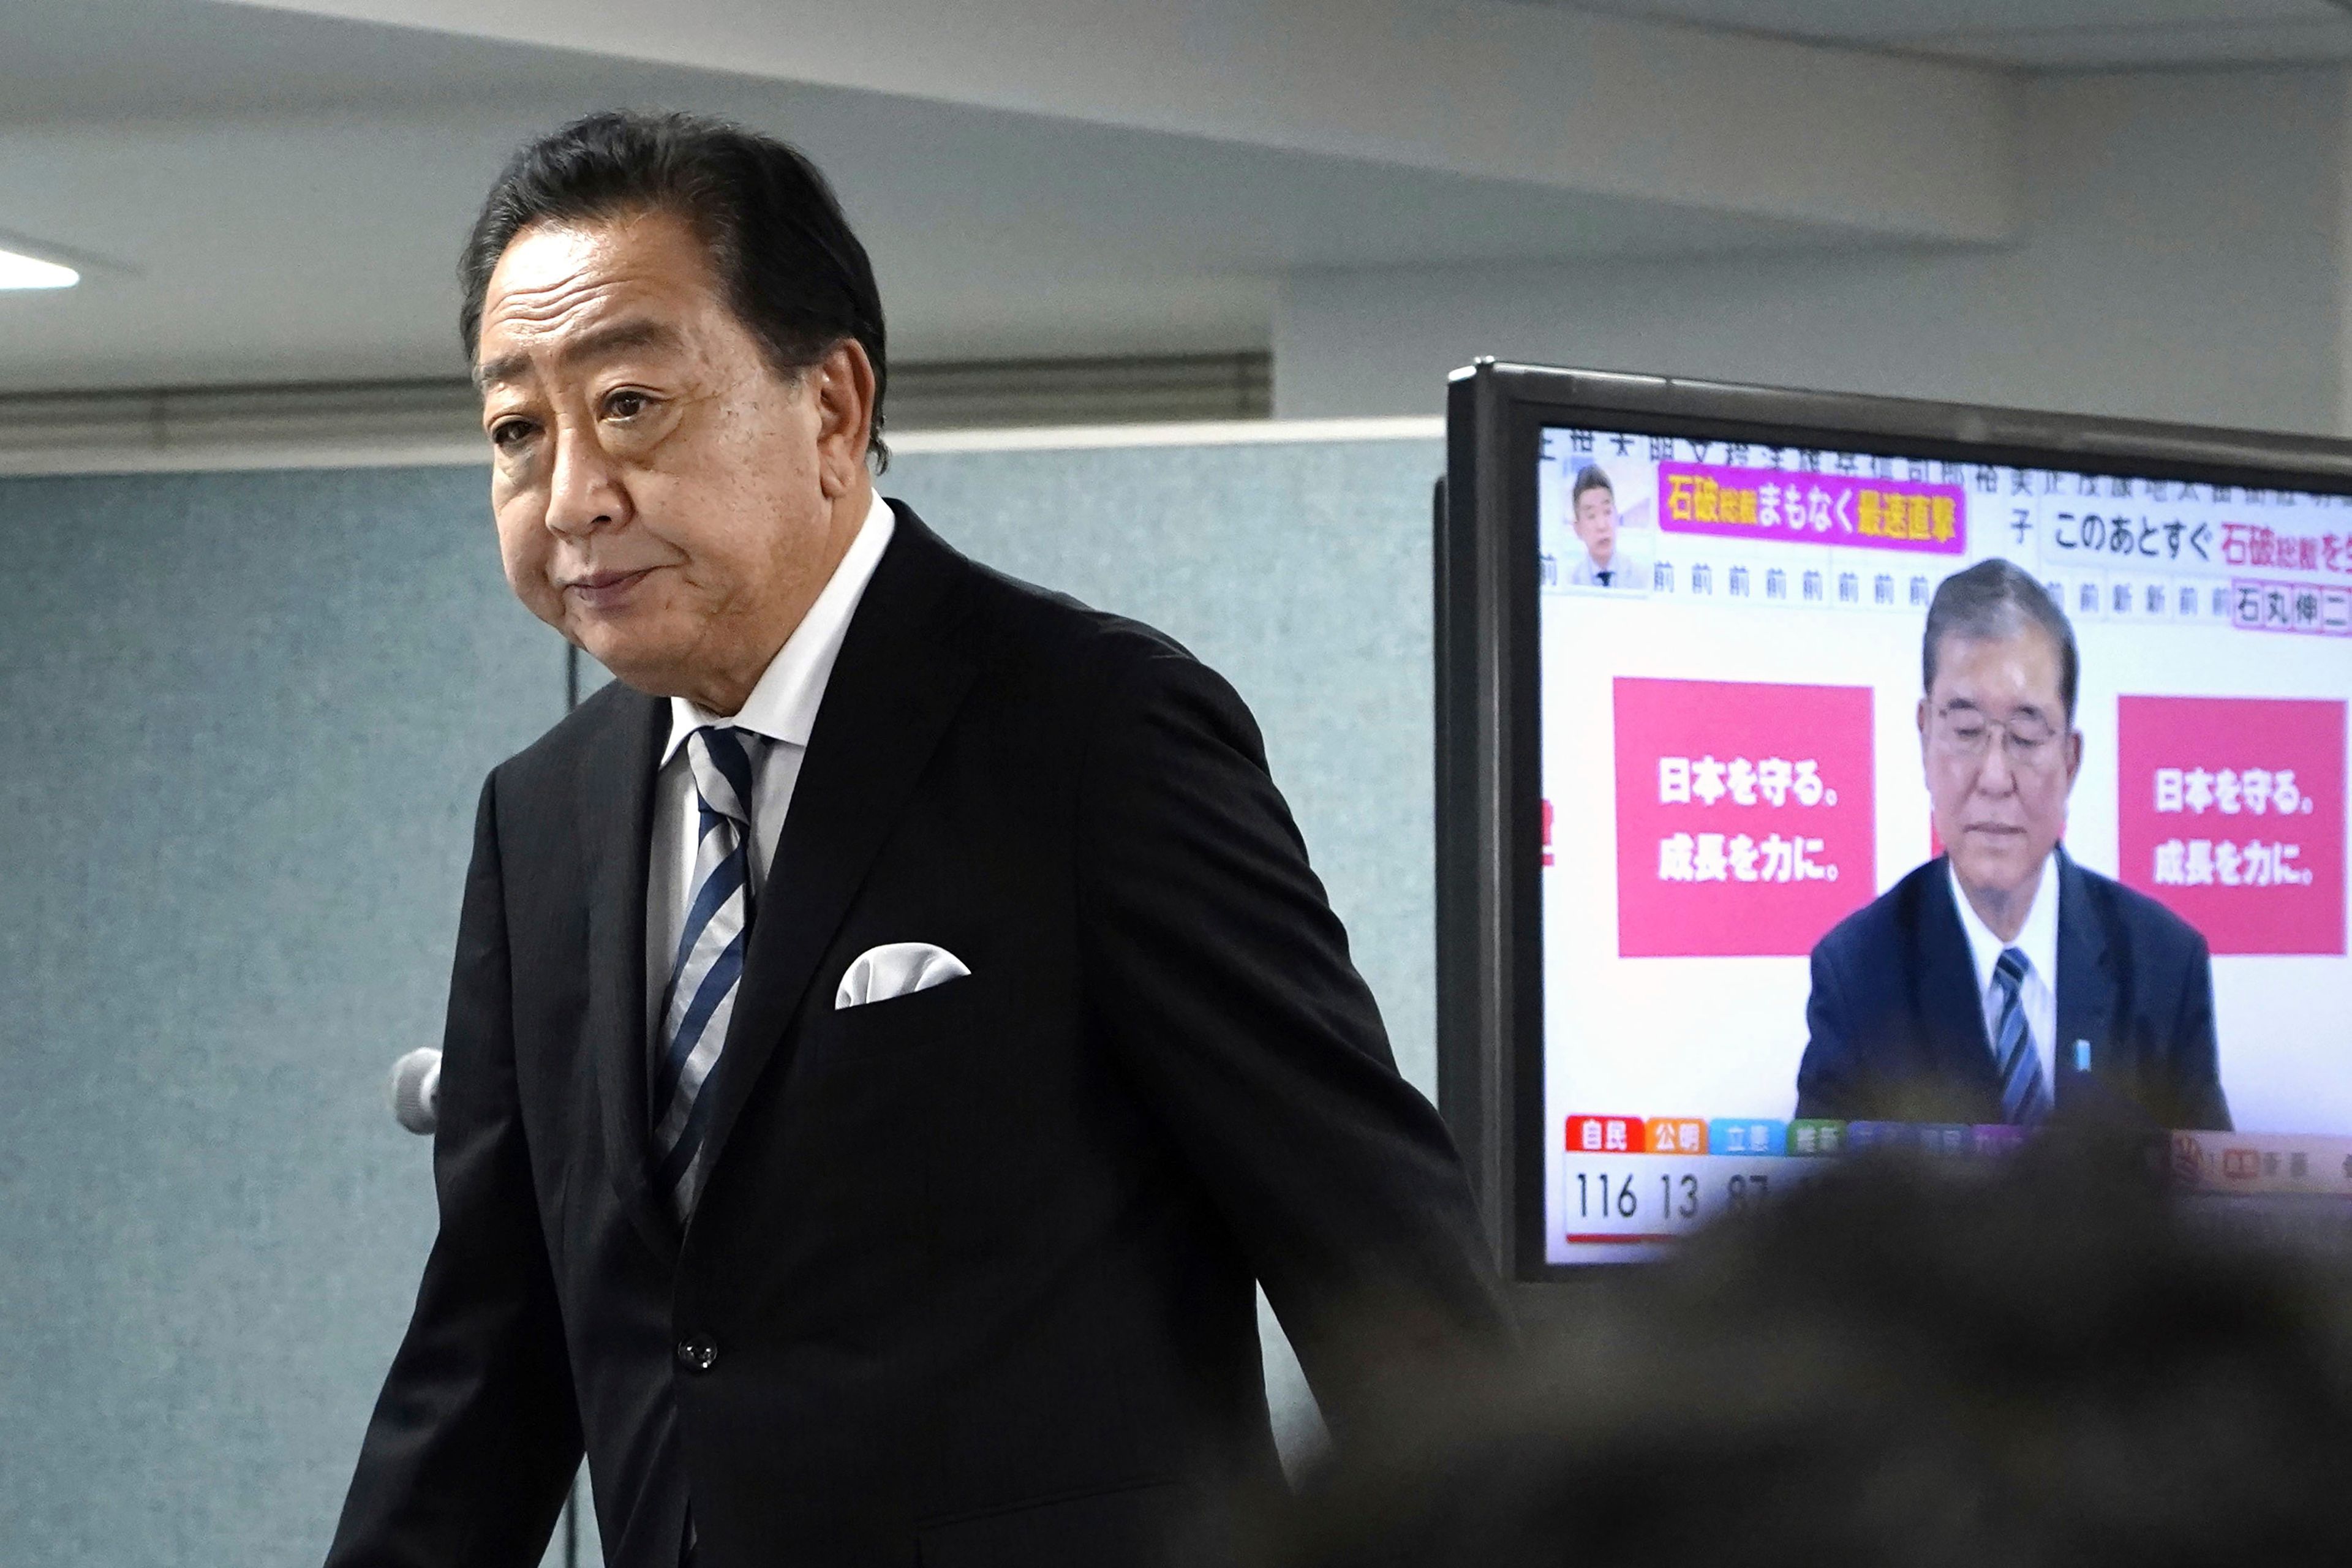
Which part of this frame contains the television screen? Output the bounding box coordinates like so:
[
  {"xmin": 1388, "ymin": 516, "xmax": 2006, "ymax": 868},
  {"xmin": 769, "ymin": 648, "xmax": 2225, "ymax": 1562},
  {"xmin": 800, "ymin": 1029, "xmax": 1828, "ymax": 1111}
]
[{"xmin": 1438, "ymin": 363, "xmax": 2352, "ymax": 1279}]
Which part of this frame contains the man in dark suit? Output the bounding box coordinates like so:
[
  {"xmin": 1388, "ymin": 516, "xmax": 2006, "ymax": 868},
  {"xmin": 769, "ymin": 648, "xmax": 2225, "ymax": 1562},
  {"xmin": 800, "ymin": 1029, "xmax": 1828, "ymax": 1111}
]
[
  {"xmin": 325, "ymin": 113, "xmax": 1505, "ymax": 1568},
  {"xmin": 1795, "ymin": 559, "xmax": 2229, "ymax": 1132}
]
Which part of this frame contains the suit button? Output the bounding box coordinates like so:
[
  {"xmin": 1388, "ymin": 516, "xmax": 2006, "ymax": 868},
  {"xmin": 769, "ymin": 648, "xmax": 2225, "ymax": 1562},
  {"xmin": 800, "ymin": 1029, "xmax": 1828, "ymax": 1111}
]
[{"xmin": 676, "ymin": 1337, "xmax": 717, "ymax": 1373}]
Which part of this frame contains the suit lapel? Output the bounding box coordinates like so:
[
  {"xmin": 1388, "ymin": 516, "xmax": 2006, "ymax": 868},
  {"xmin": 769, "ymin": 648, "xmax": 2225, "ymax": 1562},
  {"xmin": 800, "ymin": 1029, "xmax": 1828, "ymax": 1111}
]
[
  {"xmin": 581, "ymin": 683, "xmax": 679, "ymax": 1261},
  {"xmin": 693, "ymin": 505, "xmax": 979, "ymax": 1189},
  {"xmin": 1913, "ymin": 856, "xmax": 2003, "ymax": 1112},
  {"xmin": 2053, "ymin": 849, "xmax": 2116, "ymax": 1110}
]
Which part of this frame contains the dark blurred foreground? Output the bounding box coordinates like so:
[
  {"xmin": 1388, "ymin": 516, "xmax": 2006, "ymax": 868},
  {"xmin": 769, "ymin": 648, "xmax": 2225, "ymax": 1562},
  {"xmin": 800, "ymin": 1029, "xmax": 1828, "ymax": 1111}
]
[{"xmin": 1276, "ymin": 1140, "xmax": 2352, "ymax": 1568}]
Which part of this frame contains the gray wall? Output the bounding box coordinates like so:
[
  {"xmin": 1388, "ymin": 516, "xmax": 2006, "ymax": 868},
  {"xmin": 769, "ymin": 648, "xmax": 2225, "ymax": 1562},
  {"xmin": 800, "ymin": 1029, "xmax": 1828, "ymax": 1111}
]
[
  {"xmin": 1278, "ymin": 69, "xmax": 2352, "ymax": 437},
  {"xmin": 0, "ymin": 467, "xmax": 557, "ymax": 1565},
  {"xmin": 0, "ymin": 433, "xmax": 1445, "ymax": 1567}
]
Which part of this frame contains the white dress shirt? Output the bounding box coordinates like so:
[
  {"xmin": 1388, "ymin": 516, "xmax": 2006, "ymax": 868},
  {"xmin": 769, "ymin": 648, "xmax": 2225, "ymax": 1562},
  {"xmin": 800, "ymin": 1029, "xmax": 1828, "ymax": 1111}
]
[
  {"xmin": 646, "ymin": 491, "xmax": 894, "ymax": 1037},
  {"xmin": 1947, "ymin": 853, "xmax": 2060, "ymax": 1091},
  {"xmin": 1568, "ymin": 549, "xmax": 1640, "ymax": 588}
]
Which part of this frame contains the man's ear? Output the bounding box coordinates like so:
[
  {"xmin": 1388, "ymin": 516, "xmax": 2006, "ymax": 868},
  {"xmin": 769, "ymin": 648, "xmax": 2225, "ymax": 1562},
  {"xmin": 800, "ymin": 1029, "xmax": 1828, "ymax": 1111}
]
[{"xmin": 812, "ymin": 339, "xmax": 876, "ymax": 498}]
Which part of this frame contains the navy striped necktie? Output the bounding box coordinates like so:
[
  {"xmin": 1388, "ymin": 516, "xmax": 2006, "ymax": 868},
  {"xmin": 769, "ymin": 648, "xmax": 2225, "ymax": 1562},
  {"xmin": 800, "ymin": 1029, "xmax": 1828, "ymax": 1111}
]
[
  {"xmin": 652, "ymin": 725, "xmax": 765, "ymax": 1220},
  {"xmin": 1993, "ymin": 946, "xmax": 2051, "ymax": 1126}
]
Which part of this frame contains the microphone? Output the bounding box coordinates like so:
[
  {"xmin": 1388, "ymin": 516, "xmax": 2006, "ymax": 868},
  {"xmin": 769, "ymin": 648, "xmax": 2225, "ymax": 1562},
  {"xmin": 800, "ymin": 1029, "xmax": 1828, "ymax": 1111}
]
[{"xmin": 387, "ymin": 1047, "xmax": 442, "ymax": 1135}]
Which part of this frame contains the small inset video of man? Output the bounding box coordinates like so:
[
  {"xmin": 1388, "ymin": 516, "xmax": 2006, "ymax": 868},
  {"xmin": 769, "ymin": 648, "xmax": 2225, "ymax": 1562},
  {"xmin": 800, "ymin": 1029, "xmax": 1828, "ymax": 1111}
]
[{"xmin": 1567, "ymin": 465, "xmax": 1639, "ymax": 589}]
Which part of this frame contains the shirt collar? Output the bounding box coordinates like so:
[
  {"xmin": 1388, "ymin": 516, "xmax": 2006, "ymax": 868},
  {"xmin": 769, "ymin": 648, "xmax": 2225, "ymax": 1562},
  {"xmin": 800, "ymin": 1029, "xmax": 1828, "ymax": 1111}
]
[
  {"xmin": 663, "ymin": 488, "xmax": 895, "ymax": 764},
  {"xmin": 1947, "ymin": 849, "xmax": 2060, "ymax": 997}
]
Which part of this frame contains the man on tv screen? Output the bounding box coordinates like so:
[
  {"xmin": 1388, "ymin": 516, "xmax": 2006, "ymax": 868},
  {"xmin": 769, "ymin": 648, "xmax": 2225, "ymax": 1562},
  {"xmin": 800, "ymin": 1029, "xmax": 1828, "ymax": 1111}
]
[
  {"xmin": 1795, "ymin": 559, "xmax": 2231, "ymax": 1131},
  {"xmin": 1566, "ymin": 464, "xmax": 1641, "ymax": 589}
]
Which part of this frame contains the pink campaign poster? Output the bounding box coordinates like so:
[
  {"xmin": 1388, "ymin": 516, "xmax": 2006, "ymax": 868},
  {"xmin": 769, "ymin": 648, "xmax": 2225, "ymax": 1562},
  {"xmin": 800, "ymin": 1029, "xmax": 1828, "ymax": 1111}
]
[
  {"xmin": 1612, "ymin": 677, "xmax": 1876, "ymax": 957},
  {"xmin": 2117, "ymin": 695, "xmax": 2346, "ymax": 956}
]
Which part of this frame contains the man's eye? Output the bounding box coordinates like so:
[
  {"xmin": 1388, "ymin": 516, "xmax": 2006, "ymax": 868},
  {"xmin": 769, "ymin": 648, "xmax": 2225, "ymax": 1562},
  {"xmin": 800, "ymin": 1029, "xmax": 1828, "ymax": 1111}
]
[
  {"xmin": 489, "ymin": 420, "xmax": 535, "ymax": 450},
  {"xmin": 605, "ymin": 390, "xmax": 650, "ymax": 420}
]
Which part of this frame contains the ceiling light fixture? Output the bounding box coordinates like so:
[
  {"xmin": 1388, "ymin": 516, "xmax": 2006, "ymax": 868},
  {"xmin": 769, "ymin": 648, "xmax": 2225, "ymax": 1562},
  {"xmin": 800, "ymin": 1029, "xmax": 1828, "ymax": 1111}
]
[{"xmin": 0, "ymin": 247, "xmax": 80, "ymax": 290}]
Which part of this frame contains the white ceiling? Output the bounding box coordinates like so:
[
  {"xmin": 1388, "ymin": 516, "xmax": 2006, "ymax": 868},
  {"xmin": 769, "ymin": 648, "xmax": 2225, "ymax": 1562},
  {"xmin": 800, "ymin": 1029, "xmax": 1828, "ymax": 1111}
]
[
  {"xmin": 0, "ymin": 0, "xmax": 1878, "ymax": 390},
  {"xmin": 1542, "ymin": 0, "xmax": 2352, "ymax": 67},
  {"xmin": 2, "ymin": 0, "xmax": 2350, "ymax": 393},
  {"xmin": 0, "ymin": 0, "xmax": 644, "ymax": 122}
]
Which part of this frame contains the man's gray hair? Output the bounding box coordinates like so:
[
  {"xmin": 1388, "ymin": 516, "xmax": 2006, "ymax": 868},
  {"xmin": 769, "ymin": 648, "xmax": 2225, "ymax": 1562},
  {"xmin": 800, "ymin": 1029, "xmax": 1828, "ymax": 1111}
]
[{"xmin": 1922, "ymin": 559, "xmax": 2079, "ymax": 720}]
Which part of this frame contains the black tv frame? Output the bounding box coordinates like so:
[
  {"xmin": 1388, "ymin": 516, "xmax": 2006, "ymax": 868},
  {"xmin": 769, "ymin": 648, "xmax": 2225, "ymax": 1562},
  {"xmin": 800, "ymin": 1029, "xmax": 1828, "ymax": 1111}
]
[{"xmin": 1436, "ymin": 358, "xmax": 2352, "ymax": 1300}]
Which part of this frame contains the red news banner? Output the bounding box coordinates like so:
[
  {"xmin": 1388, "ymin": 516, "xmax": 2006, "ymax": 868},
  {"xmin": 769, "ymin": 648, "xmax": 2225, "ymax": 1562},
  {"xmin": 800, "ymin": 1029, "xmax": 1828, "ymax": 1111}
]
[
  {"xmin": 1613, "ymin": 677, "xmax": 1876, "ymax": 957},
  {"xmin": 2118, "ymin": 696, "xmax": 2346, "ymax": 956}
]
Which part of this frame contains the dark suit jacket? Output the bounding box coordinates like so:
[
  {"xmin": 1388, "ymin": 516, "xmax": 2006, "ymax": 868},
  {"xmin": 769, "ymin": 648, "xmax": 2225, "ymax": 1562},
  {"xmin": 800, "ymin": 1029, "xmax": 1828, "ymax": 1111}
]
[
  {"xmin": 325, "ymin": 504, "xmax": 1506, "ymax": 1568},
  {"xmin": 1795, "ymin": 851, "xmax": 2230, "ymax": 1131}
]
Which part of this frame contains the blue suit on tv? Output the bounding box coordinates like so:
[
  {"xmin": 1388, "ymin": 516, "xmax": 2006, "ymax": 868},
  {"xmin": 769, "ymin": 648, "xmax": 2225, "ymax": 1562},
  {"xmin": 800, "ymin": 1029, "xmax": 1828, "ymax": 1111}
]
[{"xmin": 1795, "ymin": 851, "xmax": 2231, "ymax": 1131}]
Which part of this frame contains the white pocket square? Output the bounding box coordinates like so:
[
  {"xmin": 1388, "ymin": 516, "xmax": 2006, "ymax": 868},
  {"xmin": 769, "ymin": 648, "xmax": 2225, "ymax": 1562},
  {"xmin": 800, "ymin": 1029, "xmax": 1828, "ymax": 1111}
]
[{"xmin": 834, "ymin": 942, "xmax": 971, "ymax": 1009}]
